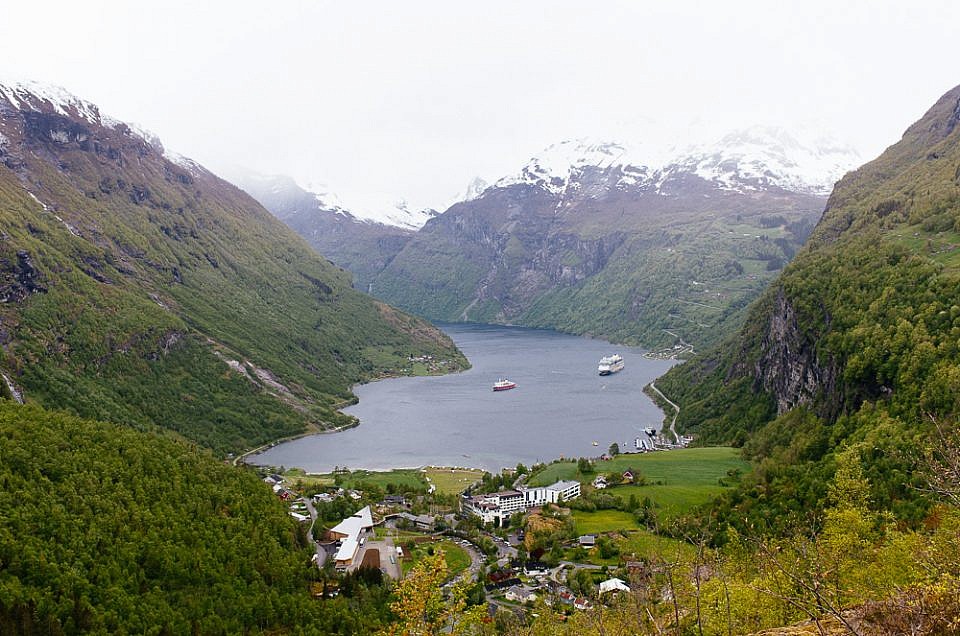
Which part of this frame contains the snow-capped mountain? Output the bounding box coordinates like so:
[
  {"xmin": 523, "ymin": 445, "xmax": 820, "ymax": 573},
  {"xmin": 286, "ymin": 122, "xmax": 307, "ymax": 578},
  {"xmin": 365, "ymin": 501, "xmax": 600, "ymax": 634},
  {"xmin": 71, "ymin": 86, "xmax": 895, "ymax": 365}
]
[
  {"xmin": 296, "ymin": 180, "xmax": 436, "ymax": 230},
  {"xmin": 0, "ymin": 77, "xmax": 207, "ymax": 176},
  {"xmin": 453, "ymin": 176, "xmax": 490, "ymax": 204},
  {"xmin": 493, "ymin": 127, "xmax": 861, "ymax": 199},
  {"xmin": 669, "ymin": 126, "xmax": 862, "ymax": 196}
]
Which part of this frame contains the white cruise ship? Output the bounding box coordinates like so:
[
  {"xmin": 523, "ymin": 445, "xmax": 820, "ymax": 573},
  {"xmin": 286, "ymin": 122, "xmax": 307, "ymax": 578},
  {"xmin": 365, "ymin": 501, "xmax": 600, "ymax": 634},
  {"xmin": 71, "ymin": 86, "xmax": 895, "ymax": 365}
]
[{"xmin": 598, "ymin": 353, "xmax": 624, "ymax": 376}]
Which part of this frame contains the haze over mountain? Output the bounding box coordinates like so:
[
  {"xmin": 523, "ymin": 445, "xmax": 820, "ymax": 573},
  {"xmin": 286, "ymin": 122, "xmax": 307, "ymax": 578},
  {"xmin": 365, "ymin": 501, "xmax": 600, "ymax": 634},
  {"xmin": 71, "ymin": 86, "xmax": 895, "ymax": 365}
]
[
  {"xmin": 0, "ymin": 79, "xmax": 465, "ymax": 453},
  {"xmin": 248, "ymin": 127, "xmax": 860, "ymax": 349}
]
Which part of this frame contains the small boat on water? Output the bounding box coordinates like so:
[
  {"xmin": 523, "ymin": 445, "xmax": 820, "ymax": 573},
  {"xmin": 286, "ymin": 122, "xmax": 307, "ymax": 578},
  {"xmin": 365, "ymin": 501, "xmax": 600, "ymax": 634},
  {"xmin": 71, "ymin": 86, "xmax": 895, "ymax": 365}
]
[
  {"xmin": 492, "ymin": 378, "xmax": 517, "ymax": 391},
  {"xmin": 644, "ymin": 427, "xmax": 656, "ymax": 436}
]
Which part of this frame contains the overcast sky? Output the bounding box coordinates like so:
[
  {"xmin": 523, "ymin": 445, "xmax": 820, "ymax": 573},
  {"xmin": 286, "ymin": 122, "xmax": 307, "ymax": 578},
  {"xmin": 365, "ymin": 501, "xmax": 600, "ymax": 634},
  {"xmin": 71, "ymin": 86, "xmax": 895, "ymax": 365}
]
[{"xmin": 1, "ymin": 1, "xmax": 959, "ymax": 214}]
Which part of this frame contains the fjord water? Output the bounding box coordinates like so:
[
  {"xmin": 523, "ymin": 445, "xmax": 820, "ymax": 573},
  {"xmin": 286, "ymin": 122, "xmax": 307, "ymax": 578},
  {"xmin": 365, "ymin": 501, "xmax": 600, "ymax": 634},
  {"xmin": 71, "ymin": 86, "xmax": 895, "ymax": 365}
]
[{"xmin": 250, "ymin": 323, "xmax": 677, "ymax": 473}]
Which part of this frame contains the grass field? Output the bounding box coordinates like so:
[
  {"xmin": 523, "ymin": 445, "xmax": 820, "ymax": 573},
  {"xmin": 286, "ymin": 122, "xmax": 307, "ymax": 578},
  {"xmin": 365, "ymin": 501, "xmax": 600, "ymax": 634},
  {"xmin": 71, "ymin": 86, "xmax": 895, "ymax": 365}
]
[
  {"xmin": 528, "ymin": 447, "xmax": 748, "ymax": 520},
  {"xmin": 401, "ymin": 539, "xmax": 471, "ymax": 578},
  {"xmin": 423, "ymin": 467, "xmax": 484, "ymax": 495},
  {"xmin": 373, "ymin": 527, "xmax": 423, "ymax": 540},
  {"xmin": 572, "ymin": 510, "xmax": 640, "ymax": 534},
  {"xmin": 282, "ymin": 468, "xmax": 334, "ymax": 488},
  {"xmin": 617, "ymin": 529, "xmax": 695, "ymax": 560},
  {"xmin": 565, "ymin": 528, "xmax": 695, "ymax": 566},
  {"xmin": 284, "ymin": 467, "xmax": 429, "ymax": 492}
]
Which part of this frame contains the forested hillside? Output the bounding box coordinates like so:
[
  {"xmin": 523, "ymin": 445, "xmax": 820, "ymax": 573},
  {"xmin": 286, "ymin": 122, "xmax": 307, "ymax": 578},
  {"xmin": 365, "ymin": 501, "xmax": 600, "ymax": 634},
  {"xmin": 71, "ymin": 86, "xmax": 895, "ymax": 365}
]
[
  {"xmin": 0, "ymin": 403, "xmax": 393, "ymax": 634},
  {"xmin": 0, "ymin": 82, "xmax": 465, "ymax": 454},
  {"xmin": 657, "ymin": 84, "xmax": 960, "ymax": 531}
]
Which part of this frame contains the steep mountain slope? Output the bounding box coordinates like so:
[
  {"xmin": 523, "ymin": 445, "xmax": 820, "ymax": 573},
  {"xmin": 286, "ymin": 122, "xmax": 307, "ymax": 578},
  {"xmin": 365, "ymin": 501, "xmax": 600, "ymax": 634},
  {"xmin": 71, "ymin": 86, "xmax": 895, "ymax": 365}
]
[
  {"xmin": 658, "ymin": 84, "xmax": 960, "ymax": 528},
  {"xmin": 237, "ymin": 172, "xmax": 414, "ymax": 291},
  {"xmin": 0, "ymin": 80, "xmax": 465, "ymax": 454},
  {"xmin": 365, "ymin": 131, "xmax": 856, "ymax": 348}
]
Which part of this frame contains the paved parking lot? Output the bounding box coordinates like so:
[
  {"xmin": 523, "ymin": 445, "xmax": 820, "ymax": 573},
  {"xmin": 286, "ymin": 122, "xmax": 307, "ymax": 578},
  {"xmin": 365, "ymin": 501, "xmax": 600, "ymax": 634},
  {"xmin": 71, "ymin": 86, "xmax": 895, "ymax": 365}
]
[{"xmin": 355, "ymin": 538, "xmax": 401, "ymax": 579}]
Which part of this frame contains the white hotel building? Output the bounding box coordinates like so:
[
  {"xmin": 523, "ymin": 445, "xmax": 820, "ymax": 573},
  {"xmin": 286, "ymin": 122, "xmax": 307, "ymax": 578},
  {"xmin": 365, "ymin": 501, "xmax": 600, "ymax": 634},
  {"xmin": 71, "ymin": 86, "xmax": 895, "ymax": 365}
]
[{"xmin": 462, "ymin": 479, "xmax": 581, "ymax": 525}]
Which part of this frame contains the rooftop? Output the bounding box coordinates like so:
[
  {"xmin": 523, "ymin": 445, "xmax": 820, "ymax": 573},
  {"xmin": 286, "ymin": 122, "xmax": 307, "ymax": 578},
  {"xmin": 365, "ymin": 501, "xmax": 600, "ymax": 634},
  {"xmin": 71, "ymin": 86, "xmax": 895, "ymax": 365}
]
[
  {"xmin": 329, "ymin": 505, "xmax": 374, "ymax": 537},
  {"xmin": 334, "ymin": 537, "xmax": 358, "ymax": 562},
  {"xmin": 546, "ymin": 480, "xmax": 580, "ymax": 491}
]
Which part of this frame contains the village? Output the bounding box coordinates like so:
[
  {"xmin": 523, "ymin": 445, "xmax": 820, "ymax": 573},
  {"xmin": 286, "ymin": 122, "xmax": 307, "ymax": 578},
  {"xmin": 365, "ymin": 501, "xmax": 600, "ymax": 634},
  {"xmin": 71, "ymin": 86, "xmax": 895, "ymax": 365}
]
[{"xmin": 258, "ymin": 442, "xmax": 743, "ymax": 619}]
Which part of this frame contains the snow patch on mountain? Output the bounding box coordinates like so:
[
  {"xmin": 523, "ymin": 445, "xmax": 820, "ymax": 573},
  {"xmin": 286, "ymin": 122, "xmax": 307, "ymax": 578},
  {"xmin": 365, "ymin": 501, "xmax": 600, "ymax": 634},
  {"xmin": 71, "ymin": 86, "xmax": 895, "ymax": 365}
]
[
  {"xmin": 454, "ymin": 176, "xmax": 490, "ymax": 203},
  {"xmin": 299, "ymin": 179, "xmax": 435, "ymax": 229},
  {"xmin": 0, "ymin": 77, "xmax": 104, "ymax": 124},
  {"xmin": 671, "ymin": 126, "xmax": 862, "ymax": 195},
  {"xmin": 494, "ymin": 127, "xmax": 860, "ymax": 199},
  {"xmin": 0, "ymin": 77, "xmax": 208, "ymax": 176}
]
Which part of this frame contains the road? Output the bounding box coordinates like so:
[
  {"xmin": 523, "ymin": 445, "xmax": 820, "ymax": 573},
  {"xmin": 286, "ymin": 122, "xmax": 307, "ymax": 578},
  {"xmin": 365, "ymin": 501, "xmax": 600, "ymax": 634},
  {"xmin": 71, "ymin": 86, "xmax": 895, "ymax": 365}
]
[
  {"xmin": 302, "ymin": 497, "xmax": 327, "ymax": 568},
  {"xmin": 649, "ymin": 381, "xmax": 680, "ymax": 444},
  {"xmin": 549, "ymin": 560, "xmax": 603, "ymax": 584},
  {"xmin": 447, "ymin": 539, "xmax": 485, "ymax": 587}
]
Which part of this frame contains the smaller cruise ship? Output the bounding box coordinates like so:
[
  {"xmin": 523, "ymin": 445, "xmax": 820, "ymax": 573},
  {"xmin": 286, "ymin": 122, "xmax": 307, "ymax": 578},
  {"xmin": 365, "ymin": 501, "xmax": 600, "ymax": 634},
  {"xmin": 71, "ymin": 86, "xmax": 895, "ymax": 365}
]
[
  {"xmin": 598, "ymin": 354, "xmax": 625, "ymax": 376},
  {"xmin": 492, "ymin": 378, "xmax": 517, "ymax": 391}
]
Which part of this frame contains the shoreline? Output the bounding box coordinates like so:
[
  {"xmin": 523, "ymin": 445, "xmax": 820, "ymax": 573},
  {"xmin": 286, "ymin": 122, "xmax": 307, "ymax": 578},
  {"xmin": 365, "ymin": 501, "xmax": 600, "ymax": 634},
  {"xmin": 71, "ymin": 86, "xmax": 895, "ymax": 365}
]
[
  {"xmin": 233, "ymin": 365, "xmax": 467, "ymax": 468},
  {"xmin": 238, "ymin": 323, "xmax": 684, "ymax": 474}
]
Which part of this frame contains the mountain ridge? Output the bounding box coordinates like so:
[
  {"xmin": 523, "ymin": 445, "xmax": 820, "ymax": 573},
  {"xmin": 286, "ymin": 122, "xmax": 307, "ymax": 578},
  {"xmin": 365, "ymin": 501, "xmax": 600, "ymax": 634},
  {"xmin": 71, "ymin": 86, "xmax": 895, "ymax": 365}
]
[
  {"xmin": 0, "ymin": 79, "xmax": 465, "ymax": 453},
  {"xmin": 251, "ymin": 127, "xmax": 858, "ymax": 349}
]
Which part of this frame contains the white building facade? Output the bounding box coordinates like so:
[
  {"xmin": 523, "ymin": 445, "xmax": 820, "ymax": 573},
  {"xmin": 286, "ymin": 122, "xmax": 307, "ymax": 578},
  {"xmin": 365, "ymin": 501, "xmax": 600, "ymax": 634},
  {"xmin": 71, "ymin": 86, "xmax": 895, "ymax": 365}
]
[{"xmin": 462, "ymin": 479, "xmax": 581, "ymax": 524}]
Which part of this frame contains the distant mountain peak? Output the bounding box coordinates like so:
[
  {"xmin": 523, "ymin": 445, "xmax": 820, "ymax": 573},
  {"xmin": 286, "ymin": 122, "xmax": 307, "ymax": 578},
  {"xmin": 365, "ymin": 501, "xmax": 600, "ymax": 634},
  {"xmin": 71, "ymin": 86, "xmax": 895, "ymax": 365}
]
[
  {"xmin": 491, "ymin": 127, "xmax": 861, "ymax": 199},
  {"xmin": 294, "ymin": 179, "xmax": 435, "ymax": 229},
  {"xmin": 673, "ymin": 125, "xmax": 862, "ymax": 196},
  {"xmin": 455, "ymin": 176, "xmax": 490, "ymax": 203},
  {"xmin": 496, "ymin": 138, "xmax": 639, "ymax": 194}
]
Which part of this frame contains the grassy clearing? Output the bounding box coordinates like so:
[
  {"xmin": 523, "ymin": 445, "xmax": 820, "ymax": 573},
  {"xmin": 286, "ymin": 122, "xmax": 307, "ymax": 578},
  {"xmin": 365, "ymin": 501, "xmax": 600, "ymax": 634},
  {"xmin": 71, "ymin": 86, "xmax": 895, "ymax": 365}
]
[
  {"xmin": 572, "ymin": 510, "xmax": 640, "ymax": 534},
  {"xmin": 282, "ymin": 468, "xmax": 334, "ymax": 488},
  {"xmin": 529, "ymin": 448, "xmax": 748, "ymax": 520},
  {"xmin": 886, "ymin": 226, "xmax": 960, "ymax": 270},
  {"xmin": 617, "ymin": 529, "xmax": 696, "ymax": 560},
  {"xmin": 286, "ymin": 468, "xmax": 428, "ymax": 492},
  {"xmin": 423, "ymin": 467, "xmax": 484, "ymax": 495},
  {"xmin": 529, "ymin": 447, "xmax": 747, "ymax": 487},
  {"xmin": 401, "ymin": 540, "xmax": 471, "ymax": 578},
  {"xmin": 607, "ymin": 484, "xmax": 730, "ymax": 519},
  {"xmin": 566, "ymin": 529, "xmax": 695, "ymax": 566}
]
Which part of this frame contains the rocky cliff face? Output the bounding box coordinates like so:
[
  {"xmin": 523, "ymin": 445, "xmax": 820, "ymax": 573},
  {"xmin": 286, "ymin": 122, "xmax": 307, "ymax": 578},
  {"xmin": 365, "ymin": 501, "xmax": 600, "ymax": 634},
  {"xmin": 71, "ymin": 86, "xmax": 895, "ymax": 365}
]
[
  {"xmin": 661, "ymin": 83, "xmax": 960, "ymax": 448},
  {"xmin": 745, "ymin": 288, "xmax": 837, "ymax": 415},
  {"xmin": 0, "ymin": 251, "xmax": 46, "ymax": 303}
]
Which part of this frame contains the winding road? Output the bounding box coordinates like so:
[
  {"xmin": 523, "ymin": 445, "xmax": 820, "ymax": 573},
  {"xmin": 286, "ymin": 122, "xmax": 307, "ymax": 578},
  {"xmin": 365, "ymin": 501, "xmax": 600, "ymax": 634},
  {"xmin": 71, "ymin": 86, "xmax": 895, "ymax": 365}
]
[{"xmin": 649, "ymin": 381, "xmax": 680, "ymax": 444}]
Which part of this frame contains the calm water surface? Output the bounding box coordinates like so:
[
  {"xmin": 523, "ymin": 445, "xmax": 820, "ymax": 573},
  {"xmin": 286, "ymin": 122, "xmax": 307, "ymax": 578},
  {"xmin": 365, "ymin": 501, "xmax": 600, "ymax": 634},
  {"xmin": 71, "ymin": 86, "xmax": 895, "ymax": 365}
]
[{"xmin": 250, "ymin": 323, "xmax": 677, "ymax": 473}]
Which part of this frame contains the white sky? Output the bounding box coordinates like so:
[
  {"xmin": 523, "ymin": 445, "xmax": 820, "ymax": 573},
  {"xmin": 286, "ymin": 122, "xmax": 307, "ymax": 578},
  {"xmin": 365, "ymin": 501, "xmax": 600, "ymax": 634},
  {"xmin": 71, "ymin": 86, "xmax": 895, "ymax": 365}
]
[{"xmin": 1, "ymin": 0, "xmax": 959, "ymax": 214}]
